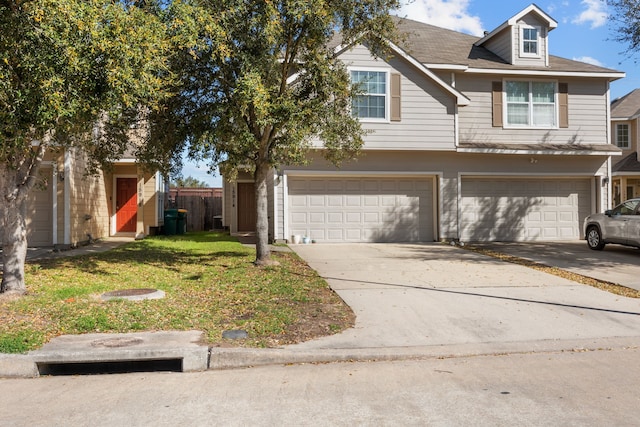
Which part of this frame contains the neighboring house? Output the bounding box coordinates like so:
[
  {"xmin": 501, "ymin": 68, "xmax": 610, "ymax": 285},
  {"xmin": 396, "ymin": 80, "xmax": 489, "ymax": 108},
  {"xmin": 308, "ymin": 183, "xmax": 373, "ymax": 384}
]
[
  {"xmin": 25, "ymin": 147, "xmax": 167, "ymax": 248},
  {"xmin": 610, "ymin": 89, "xmax": 640, "ymax": 205},
  {"xmin": 222, "ymin": 4, "xmax": 624, "ymax": 243}
]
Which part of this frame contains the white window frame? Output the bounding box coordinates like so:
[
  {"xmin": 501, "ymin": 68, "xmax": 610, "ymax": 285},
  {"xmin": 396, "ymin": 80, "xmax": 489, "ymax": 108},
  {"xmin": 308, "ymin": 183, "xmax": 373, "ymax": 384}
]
[
  {"xmin": 615, "ymin": 123, "xmax": 630, "ymax": 149},
  {"xmin": 520, "ymin": 24, "xmax": 542, "ymax": 58},
  {"xmin": 503, "ymin": 79, "xmax": 558, "ymax": 129},
  {"xmin": 349, "ymin": 67, "xmax": 390, "ymax": 123}
]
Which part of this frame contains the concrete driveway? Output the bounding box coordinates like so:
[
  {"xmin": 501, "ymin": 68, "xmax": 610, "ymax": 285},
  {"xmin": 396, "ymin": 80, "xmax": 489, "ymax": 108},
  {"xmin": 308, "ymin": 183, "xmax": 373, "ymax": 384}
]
[
  {"xmin": 472, "ymin": 240, "xmax": 640, "ymax": 291},
  {"xmin": 289, "ymin": 243, "xmax": 640, "ymax": 355}
]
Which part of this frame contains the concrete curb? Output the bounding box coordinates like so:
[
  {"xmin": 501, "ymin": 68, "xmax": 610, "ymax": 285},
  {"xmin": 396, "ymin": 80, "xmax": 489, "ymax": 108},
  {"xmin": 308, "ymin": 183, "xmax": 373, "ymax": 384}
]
[
  {"xmin": 2, "ymin": 335, "xmax": 638, "ymax": 378},
  {"xmin": 209, "ymin": 336, "xmax": 639, "ymax": 370}
]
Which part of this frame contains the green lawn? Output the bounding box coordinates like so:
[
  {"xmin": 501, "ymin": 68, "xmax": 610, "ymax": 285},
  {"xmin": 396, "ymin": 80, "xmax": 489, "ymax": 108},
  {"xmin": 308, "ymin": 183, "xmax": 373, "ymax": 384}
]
[{"xmin": 0, "ymin": 232, "xmax": 354, "ymax": 353}]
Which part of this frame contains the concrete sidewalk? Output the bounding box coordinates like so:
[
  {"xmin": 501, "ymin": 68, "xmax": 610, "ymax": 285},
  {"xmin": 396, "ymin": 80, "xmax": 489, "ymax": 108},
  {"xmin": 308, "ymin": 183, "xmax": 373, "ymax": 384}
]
[
  {"xmin": 471, "ymin": 240, "xmax": 640, "ymax": 291},
  {"xmin": 286, "ymin": 244, "xmax": 640, "ymax": 349},
  {"xmin": 0, "ymin": 236, "xmax": 135, "ymax": 267},
  {"xmin": 3, "ymin": 241, "xmax": 640, "ymax": 377}
]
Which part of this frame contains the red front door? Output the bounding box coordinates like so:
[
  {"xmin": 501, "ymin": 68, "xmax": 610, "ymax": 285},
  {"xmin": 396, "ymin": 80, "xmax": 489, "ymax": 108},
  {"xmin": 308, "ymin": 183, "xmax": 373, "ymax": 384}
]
[{"xmin": 116, "ymin": 178, "xmax": 137, "ymax": 232}]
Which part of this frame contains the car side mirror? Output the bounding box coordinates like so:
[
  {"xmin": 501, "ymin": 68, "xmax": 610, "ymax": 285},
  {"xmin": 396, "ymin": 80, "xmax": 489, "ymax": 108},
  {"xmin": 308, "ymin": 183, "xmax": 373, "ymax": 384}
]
[{"xmin": 605, "ymin": 209, "xmax": 613, "ymax": 217}]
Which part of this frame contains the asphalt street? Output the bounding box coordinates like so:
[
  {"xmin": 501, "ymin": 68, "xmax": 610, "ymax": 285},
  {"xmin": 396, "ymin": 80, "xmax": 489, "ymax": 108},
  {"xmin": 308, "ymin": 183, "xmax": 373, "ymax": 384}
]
[{"xmin": 2, "ymin": 346, "xmax": 639, "ymax": 426}]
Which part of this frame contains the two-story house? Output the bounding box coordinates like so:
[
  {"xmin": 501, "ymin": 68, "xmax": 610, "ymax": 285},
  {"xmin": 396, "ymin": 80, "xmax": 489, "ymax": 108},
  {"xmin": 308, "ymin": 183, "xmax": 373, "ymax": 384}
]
[
  {"xmin": 222, "ymin": 4, "xmax": 624, "ymax": 243},
  {"xmin": 610, "ymin": 89, "xmax": 640, "ymax": 205}
]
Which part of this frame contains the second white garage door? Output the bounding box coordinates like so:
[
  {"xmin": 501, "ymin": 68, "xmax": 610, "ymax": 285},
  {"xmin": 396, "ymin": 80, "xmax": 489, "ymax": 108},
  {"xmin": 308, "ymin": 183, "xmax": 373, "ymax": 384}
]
[
  {"xmin": 288, "ymin": 176, "xmax": 435, "ymax": 243},
  {"xmin": 460, "ymin": 177, "xmax": 592, "ymax": 242}
]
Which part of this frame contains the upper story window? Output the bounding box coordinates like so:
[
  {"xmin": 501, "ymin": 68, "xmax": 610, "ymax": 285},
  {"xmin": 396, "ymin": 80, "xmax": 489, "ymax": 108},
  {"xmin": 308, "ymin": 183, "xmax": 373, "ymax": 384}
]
[
  {"xmin": 520, "ymin": 25, "xmax": 541, "ymax": 57},
  {"xmin": 615, "ymin": 123, "xmax": 630, "ymax": 149},
  {"xmin": 505, "ymin": 80, "xmax": 556, "ymax": 128},
  {"xmin": 351, "ymin": 70, "xmax": 388, "ymax": 121}
]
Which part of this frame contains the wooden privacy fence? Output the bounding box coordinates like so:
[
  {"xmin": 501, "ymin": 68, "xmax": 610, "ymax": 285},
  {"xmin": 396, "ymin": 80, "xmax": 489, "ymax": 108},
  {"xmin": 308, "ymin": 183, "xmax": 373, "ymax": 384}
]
[{"xmin": 171, "ymin": 195, "xmax": 222, "ymax": 232}]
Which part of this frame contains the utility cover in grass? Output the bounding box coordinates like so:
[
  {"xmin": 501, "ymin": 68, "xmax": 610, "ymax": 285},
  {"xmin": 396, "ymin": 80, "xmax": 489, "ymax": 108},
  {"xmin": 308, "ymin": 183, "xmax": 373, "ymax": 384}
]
[
  {"xmin": 222, "ymin": 330, "xmax": 248, "ymax": 340},
  {"xmin": 101, "ymin": 288, "xmax": 165, "ymax": 301}
]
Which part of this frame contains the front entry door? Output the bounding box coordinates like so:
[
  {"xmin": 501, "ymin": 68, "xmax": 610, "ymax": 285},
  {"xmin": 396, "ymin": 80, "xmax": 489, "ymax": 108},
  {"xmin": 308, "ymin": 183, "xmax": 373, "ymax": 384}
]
[
  {"xmin": 116, "ymin": 178, "xmax": 137, "ymax": 232},
  {"xmin": 237, "ymin": 182, "xmax": 256, "ymax": 232}
]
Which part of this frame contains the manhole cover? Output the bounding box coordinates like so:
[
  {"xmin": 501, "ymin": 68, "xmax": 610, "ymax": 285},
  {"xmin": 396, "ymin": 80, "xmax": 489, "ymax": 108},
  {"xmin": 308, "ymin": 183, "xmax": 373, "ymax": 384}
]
[
  {"xmin": 91, "ymin": 337, "xmax": 144, "ymax": 348},
  {"xmin": 101, "ymin": 288, "xmax": 165, "ymax": 301},
  {"xmin": 222, "ymin": 330, "xmax": 248, "ymax": 340}
]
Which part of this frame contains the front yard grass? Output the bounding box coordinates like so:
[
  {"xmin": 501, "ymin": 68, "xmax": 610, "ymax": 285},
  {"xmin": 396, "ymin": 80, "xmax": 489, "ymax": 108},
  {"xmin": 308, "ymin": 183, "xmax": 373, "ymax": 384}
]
[{"xmin": 0, "ymin": 232, "xmax": 354, "ymax": 353}]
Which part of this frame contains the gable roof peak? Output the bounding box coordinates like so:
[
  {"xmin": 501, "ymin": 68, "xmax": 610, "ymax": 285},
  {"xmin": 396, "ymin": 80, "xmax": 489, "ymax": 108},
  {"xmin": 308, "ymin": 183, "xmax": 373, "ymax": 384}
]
[{"xmin": 475, "ymin": 3, "xmax": 557, "ymax": 47}]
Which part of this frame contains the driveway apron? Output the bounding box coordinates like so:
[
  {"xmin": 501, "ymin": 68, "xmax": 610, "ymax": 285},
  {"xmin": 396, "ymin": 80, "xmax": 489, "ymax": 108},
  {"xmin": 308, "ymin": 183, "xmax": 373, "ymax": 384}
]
[{"xmin": 289, "ymin": 243, "xmax": 640, "ymax": 351}]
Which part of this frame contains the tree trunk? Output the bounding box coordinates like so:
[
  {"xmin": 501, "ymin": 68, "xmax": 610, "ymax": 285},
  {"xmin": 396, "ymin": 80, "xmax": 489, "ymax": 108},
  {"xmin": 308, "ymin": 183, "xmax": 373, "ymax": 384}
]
[
  {"xmin": 0, "ymin": 144, "xmax": 45, "ymax": 295},
  {"xmin": 1, "ymin": 195, "xmax": 28, "ymax": 295},
  {"xmin": 253, "ymin": 160, "xmax": 274, "ymax": 266},
  {"xmin": 0, "ymin": 166, "xmax": 30, "ymax": 295}
]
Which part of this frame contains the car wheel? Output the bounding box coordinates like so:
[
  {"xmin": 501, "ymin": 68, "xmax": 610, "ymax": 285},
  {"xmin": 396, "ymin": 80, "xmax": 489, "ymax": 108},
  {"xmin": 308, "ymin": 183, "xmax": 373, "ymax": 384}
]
[{"xmin": 586, "ymin": 226, "xmax": 605, "ymax": 250}]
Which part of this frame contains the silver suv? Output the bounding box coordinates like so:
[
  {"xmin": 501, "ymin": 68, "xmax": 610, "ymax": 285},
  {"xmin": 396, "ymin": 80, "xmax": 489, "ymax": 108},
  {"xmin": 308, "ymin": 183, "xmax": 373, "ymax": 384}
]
[{"xmin": 584, "ymin": 198, "xmax": 640, "ymax": 250}]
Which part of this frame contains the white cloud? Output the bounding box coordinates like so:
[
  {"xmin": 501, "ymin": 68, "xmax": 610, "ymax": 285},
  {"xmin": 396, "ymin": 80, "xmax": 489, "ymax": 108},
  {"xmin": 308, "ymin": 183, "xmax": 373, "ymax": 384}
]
[
  {"xmin": 572, "ymin": 0, "xmax": 608, "ymax": 29},
  {"xmin": 395, "ymin": 0, "xmax": 484, "ymax": 36},
  {"xmin": 572, "ymin": 56, "xmax": 605, "ymax": 66}
]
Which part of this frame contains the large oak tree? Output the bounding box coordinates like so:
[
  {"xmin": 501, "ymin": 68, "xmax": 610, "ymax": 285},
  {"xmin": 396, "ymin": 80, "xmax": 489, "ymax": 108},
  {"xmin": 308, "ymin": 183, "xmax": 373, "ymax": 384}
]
[
  {"xmin": 0, "ymin": 0, "xmax": 184, "ymax": 294},
  {"xmin": 166, "ymin": 0, "xmax": 400, "ymax": 265}
]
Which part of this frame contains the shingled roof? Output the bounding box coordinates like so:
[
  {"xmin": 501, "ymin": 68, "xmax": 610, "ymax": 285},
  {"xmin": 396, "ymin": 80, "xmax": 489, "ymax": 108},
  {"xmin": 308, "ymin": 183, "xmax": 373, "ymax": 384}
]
[
  {"xmin": 611, "ymin": 89, "xmax": 640, "ymax": 119},
  {"xmin": 386, "ymin": 16, "xmax": 622, "ymax": 75},
  {"xmin": 613, "ymin": 152, "xmax": 640, "ymax": 173}
]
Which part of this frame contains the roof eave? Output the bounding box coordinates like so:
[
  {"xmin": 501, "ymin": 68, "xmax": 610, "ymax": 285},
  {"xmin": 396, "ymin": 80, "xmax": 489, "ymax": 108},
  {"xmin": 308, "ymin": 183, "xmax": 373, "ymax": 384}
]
[{"xmin": 463, "ymin": 68, "xmax": 625, "ymax": 80}]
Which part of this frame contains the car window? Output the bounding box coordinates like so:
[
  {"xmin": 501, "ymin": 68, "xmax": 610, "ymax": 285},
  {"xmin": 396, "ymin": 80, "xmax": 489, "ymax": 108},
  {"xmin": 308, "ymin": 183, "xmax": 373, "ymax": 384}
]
[{"xmin": 611, "ymin": 200, "xmax": 640, "ymax": 215}]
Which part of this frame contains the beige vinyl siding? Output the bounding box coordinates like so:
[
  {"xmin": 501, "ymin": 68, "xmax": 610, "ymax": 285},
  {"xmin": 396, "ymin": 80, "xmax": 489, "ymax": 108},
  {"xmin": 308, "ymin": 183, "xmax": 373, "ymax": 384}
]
[
  {"xmin": 338, "ymin": 44, "xmax": 456, "ymax": 150},
  {"xmin": 513, "ymin": 16, "xmax": 548, "ymax": 67},
  {"xmin": 482, "ymin": 28, "xmax": 513, "ymax": 63},
  {"xmin": 282, "ymin": 150, "xmax": 608, "ymax": 241},
  {"xmin": 457, "ymin": 75, "xmax": 609, "ymax": 145},
  {"xmin": 142, "ymin": 172, "xmax": 162, "ymax": 231},
  {"xmin": 68, "ymin": 148, "xmax": 109, "ymax": 245}
]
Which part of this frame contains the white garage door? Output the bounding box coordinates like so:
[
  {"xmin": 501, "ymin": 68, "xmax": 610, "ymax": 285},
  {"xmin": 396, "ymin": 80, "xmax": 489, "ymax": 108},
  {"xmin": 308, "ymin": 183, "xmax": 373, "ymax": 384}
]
[
  {"xmin": 288, "ymin": 176, "xmax": 435, "ymax": 243},
  {"xmin": 26, "ymin": 168, "xmax": 54, "ymax": 247},
  {"xmin": 460, "ymin": 178, "xmax": 591, "ymax": 242}
]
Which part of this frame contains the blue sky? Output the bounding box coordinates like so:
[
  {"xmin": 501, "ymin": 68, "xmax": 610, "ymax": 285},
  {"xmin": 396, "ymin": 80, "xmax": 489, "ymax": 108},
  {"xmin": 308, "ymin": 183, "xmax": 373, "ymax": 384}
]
[{"xmin": 181, "ymin": 0, "xmax": 637, "ymax": 187}]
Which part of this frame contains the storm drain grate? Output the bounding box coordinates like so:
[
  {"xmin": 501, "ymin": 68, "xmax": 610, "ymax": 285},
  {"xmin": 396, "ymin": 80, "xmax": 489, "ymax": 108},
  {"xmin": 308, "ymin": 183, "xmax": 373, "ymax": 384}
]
[{"xmin": 37, "ymin": 359, "xmax": 183, "ymax": 376}]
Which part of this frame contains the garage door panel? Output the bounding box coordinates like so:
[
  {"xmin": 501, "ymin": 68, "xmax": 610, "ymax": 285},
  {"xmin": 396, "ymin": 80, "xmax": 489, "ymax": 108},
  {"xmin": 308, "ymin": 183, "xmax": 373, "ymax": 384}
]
[
  {"xmin": 289, "ymin": 177, "xmax": 434, "ymax": 243},
  {"xmin": 461, "ymin": 178, "xmax": 591, "ymax": 242}
]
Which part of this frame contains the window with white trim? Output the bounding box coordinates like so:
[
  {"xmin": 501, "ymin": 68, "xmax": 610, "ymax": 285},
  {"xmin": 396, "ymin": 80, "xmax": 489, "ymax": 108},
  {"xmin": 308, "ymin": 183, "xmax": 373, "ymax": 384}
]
[
  {"xmin": 520, "ymin": 25, "xmax": 541, "ymax": 57},
  {"xmin": 505, "ymin": 80, "xmax": 557, "ymax": 128},
  {"xmin": 351, "ymin": 70, "xmax": 387, "ymax": 120},
  {"xmin": 616, "ymin": 123, "xmax": 630, "ymax": 149}
]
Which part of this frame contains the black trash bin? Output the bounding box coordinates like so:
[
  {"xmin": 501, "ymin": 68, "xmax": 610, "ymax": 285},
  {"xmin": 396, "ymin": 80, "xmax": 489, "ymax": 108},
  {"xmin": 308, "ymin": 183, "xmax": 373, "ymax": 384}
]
[
  {"xmin": 176, "ymin": 209, "xmax": 188, "ymax": 234},
  {"xmin": 164, "ymin": 209, "xmax": 178, "ymax": 235}
]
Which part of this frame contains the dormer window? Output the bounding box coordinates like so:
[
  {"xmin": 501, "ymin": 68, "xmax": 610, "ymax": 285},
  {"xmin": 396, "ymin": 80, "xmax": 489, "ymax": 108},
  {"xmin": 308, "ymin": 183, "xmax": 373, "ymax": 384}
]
[{"xmin": 520, "ymin": 25, "xmax": 541, "ymax": 57}]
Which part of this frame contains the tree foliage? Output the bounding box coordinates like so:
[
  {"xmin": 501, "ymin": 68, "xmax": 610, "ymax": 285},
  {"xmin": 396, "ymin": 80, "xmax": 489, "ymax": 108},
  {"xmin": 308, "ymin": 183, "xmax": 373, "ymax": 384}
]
[
  {"xmin": 0, "ymin": 0, "xmax": 185, "ymax": 294},
  {"xmin": 609, "ymin": 0, "xmax": 640, "ymax": 57},
  {"xmin": 160, "ymin": 0, "xmax": 400, "ymax": 264},
  {"xmin": 171, "ymin": 176, "xmax": 210, "ymax": 188}
]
